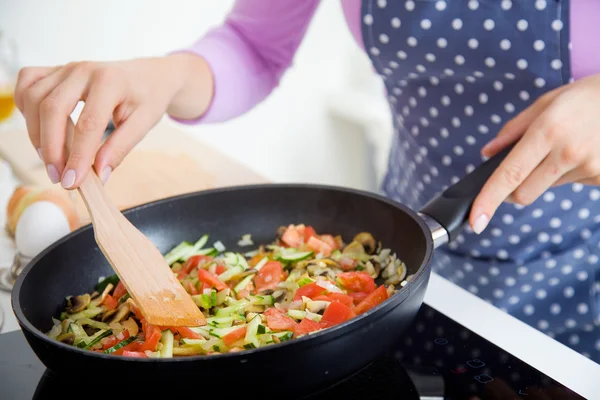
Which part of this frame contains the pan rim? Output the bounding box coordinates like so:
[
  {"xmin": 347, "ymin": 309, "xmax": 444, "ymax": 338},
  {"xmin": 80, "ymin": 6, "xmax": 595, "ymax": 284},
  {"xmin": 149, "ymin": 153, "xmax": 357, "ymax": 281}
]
[{"xmin": 11, "ymin": 182, "xmax": 434, "ymax": 363}]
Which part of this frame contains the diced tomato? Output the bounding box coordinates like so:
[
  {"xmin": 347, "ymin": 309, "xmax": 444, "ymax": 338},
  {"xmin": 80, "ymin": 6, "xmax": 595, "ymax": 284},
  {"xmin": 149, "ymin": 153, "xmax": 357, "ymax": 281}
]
[
  {"xmin": 129, "ymin": 302, "xmax": 144, "ymax": 320},
  {"xmin": 173, "ymin": 327, "xmax": 202, "ymax": 339},
  {"xmin": 101, "ymin": 329, "xmax": 131, "ymax": 350},
  {"xmin": 112, "ymin": 281, "xmax": 127, "ymax": 300},
  {"xmin": 319, "ymin": 234, "xmax": 340, "ymax": 251},
  {"xmin": 137, "ymin": 324, "xmax": 162, "ymax": 352},
  {"xmin": 314, "ymin": 293, "xmax": 354, "ymax": 308},
  {"xmin": 353, "ymin": 285, "xmax": 389, "ymax": 315},
  {"xmin": 339, "ymin": 256, "xmax": 357, "ymax": 271},
  {"xmin": 337, "ymin": 272, "xmax": 376, "ymax": 293},
  {"xmin": 215, "ymin": 264, "xmax": 227, "ymax": 275},
  {"xmin": 264, "ymin": 308, "xmax": 298, "ymax": 332},
  {"xmin": 197, "ymin": 268, "xmax": 227, "ymax": 291},
  {"xmin": 282, "ymin": 225, "xmax": 303, "ymax": 248},
  {"xmin": 320, "ymin": 301, "xmax": 354, "ymax": 328},
  {"xmin": 122, "ymin": 350, "xmax": 148, "ymax": 358},
  {"xmin": 102, "ymin": 294, "xmax": 118, "ymax": 310},
  {"xmin": 304, "ymin": 226, "xmax": 317, "ymax": 243},
  {"xmin": 177, "ymin": 255, "xmax": 213, "ymax": 280},
  {"xmin": 294, "ymin": 318, "xmax": 322, "ymax": 336},
  {"xmin": 293, "ymin": 282, "xmax": 328, "ymax": 301},
  {"xmin": 306, "ymin": 236, "xmax": 333, "ymax": 257},
  {"xmin": 254, "ymin": 261, "xmax": 284, "ymax": 292},
  {"xmin": 222, "ymin": 326, "xmax": 247, "ymax": 346},
  {"xmin": 348, "ymin": 291, "xmax": 369, "ymax": 305}
]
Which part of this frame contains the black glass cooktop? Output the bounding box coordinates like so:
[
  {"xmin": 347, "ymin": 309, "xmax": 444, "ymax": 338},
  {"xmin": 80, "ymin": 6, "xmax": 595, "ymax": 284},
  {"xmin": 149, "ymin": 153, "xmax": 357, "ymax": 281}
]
[{"xmin": 0, "ymin": 304, "xmax": 586, "ymax": 400}]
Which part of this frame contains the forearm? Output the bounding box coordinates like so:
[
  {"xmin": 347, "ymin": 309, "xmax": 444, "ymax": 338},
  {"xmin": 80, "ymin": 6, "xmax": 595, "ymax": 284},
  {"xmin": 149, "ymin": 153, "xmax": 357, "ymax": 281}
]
[
  {"xmin": 163, "ymin": 52, "xmax": 215, "ymax": 121},
  {"xmin": 166, "ymin": 0, "xmax": 321, "ymax": 124}
]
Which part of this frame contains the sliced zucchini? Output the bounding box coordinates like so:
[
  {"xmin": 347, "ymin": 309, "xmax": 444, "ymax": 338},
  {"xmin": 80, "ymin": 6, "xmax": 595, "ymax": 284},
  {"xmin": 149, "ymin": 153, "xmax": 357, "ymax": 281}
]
[
  {"xmin": 82, "ymin": 329, "xmax": 113, "ymax": 349},
  {"xmin": 206, "ymin": 315, "xmax": 245, "ymax": 328},
  {"xmin": 104, "ymin": 336, "xmax": 136, "ymax": 354},
  {"xmin": 279, "ymin": 250, "xmax": 313, "ymax": 262},
  {"xmin": 249, "ymin": 295, "xmax": 274, "ymax": 306},
  {"xmin": 67, "ymin": 322, "xmax": 88, "ymax": 346},
  {"xmin": 173, "ymin": 346, "xmax": 205, "ymax": 356},
  {"xmin": 208, "ymin": 325, "xmax": 247, "ymax": 339},
  {"xmin": 287, "ymin": 309, "xmax": 306, "ymax": 320},
  {"xmin": 181, "ymin": 234, "xmax": 209, "ymax": 261},
  {"xmin": 160, "ymin": 330, "xmax": 174, "ymax": 358},
  {"xmin": 253, "ymin": 257, "xmax": 269, "ymax": 271},
  {"xmin": 77, "ymin": 318, "xmax": 109, "ymax": 330},
  {"xmin": 180, "ymin": 338, "xmax": 207, "ymax": 346},
  {"xmin": 297, "ymin": 277, "xmax": 314, "ymax": 287},
  {"xmin": 214, "ymin": 289, "xmax": 230, "ymax": 306},
  {"xmin": 244, "ymin": 315, "xmax": 261, "ymax": 349},
  {"xmin": 64, "ymin": 306, "xmax": 104, "ymax": 321},
  {"xmin": 191, "ymin": 294, "xmax": 213, "ymax": 310},
  {"xmin": 272, "ymin": 331, "xmax": 294, "ymax": 342},
  {"xmin": 234, "ymin": 274, "xmax": 255, "ymax": 293},
  {"xmin": 215, "ymin": 299, "xmax": 249, "ymax": 317},
  {"xmin": 218, "ymin": 265, "xmax": 245, "ymax": 282},
  {"xmin": 164, "ymin": 241, "xmax": 193, "ymax": 265}
]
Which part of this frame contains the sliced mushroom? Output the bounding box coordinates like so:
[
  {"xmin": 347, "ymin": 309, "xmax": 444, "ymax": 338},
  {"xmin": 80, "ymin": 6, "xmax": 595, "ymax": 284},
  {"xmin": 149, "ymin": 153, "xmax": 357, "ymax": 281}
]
[
  {"xmin": 101, "ymin": 308, "xmax": 118, "ymax": 322},
  {"xmin": 57, "ymin": 332, "xmax": 75, "ymax": 345},
  {"xmin": 353, "ymin": 232, "xmax": 377, "ymax": 254},
  {"xmin": 239, "ymin": 268, "xmax": 258, "ymax": 279},
  {"xmin": 65, "ymin": 294, "xmax": 91, "ymax": 314},
  {"xmin": 108, "ymin": 303, "xmax": 131, "ymax": 324},
  {"xmin": 90, "ymin": 283, "xmax": 114, "ymax": 307},
  {"xmin": 342, "ymin": 240, "xmax": 366, "ymax": 258},
  {"xmin": 272, "ymin": 290, "xmax": 287, "ymax": 303}
]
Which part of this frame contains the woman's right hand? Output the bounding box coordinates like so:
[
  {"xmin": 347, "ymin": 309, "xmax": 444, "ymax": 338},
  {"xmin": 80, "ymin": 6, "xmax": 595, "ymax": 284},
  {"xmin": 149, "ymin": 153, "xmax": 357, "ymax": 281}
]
[{"xmin": 14, "ymin": 53, "xmax": 213, "ymax": 189}]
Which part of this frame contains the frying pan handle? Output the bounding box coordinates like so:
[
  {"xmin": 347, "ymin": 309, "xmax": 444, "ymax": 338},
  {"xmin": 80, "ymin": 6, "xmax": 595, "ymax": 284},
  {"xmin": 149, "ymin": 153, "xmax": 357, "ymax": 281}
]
[{"xmin": 418, "ymin": 145, "xmax": 513, "ymax": 245}]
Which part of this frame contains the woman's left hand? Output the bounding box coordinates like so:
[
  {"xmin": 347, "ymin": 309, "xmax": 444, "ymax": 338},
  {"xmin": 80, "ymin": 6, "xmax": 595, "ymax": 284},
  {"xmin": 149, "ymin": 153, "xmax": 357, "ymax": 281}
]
[{"xmin": 469, "ymin": 74, "xmax": 600, "ymax": 234}]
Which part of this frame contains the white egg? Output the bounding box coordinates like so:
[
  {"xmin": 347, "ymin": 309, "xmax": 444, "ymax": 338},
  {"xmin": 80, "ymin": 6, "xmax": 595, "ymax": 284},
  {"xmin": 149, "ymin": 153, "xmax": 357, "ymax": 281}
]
[{"xmin": 15, "ymin": 201, "xmax": 71, "ymax": 259}]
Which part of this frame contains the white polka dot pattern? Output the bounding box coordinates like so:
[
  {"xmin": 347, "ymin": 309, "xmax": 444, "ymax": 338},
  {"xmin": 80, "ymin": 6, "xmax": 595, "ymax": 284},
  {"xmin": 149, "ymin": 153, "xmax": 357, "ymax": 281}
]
[{"xmin": 362, "ymin": 0, "xmax": 600, "ymax": 363}]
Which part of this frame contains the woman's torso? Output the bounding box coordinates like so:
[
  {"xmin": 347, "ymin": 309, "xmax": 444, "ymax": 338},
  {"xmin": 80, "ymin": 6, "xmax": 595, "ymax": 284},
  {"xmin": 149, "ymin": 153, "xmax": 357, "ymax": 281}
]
[{"xmin": 338, "ymin": 0, "xmax": 600, "ymax": 361}]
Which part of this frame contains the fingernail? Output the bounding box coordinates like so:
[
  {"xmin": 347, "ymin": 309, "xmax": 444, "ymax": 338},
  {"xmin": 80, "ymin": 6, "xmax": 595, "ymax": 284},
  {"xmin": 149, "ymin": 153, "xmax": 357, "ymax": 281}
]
[
  {"xmin": 473, "ymin": 214, "xmax": 489, "ymax": 234},
  {"xmin": 37, "ymin": 148, "xmax": 43, "ymax": 160},
  {"xmin": 100, "ymin": 166, "xmax": 112, "ymax": 184},
  {"xmin": 61, "ymin": 169, "xmax": 76, "ymax": 189},
  {"xmin": 46, "ymin": 164, "xmax": 60, "ymax": 184}
]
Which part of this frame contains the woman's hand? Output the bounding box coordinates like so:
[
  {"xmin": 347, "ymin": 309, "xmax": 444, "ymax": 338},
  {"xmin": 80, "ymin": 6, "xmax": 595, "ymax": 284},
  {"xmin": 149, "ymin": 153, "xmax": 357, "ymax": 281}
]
[
  {"xmin": 469, "ymin": 74, "xmax": 600, "ymax": 234},
  {"xmin": 14, "ymin": 53, "xmax": 213, "ymax": 189}
]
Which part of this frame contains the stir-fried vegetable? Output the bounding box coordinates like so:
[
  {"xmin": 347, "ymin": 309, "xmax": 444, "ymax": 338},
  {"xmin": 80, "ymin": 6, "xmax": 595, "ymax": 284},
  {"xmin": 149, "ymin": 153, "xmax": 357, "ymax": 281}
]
[{"xmin": 46, "ymin": 224, "xmax": 410, "ymax": 358}]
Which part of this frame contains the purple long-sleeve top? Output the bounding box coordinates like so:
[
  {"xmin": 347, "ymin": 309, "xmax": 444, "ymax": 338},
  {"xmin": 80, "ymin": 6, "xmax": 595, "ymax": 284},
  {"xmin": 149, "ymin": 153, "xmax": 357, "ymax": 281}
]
[{"xmin": 173, "ymin": 0, "xmax": 600, "ymax": 124}]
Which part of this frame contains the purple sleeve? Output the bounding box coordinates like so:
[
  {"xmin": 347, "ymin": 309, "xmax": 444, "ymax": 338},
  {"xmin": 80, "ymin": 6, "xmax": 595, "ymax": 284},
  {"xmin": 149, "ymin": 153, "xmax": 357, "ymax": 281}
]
[{"xmin": 170, "ymin": 0, "xmax": 321, "ymax": 124}]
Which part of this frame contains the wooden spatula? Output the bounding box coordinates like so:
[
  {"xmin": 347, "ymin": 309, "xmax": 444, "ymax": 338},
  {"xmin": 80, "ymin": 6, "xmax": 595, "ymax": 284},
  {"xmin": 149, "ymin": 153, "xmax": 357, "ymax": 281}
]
[{"xmin": 65, "ymin": 117, "xmax": 206, "ymax": 327}]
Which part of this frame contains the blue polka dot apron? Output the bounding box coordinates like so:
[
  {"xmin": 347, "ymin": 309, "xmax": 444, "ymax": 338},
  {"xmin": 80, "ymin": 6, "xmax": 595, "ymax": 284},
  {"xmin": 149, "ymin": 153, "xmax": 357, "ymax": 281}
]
[{"xmin": 360, "ymin": 0, "xmax": 600, "ymax": 362}]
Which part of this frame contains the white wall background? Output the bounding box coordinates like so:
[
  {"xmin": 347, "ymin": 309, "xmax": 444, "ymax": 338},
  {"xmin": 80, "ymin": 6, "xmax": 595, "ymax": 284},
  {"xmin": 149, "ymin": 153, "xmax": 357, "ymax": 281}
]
[{"xmin": 0, "ymin": 0, "xmax": 393, "ymax": 191}]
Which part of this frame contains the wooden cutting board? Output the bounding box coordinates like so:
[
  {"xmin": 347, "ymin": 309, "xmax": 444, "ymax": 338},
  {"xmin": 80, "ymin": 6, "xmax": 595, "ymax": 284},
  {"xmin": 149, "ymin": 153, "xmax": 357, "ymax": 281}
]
[{"xmin": 0, "ymin": 117, "xmax": 267, "ymax": 227}]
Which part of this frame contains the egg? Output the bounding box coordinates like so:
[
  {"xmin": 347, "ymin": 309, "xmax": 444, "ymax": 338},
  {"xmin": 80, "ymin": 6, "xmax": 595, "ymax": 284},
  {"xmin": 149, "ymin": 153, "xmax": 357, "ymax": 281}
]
[{"xmin": 15, "ymin": 200, "xmax": 72, "ymax": 259}]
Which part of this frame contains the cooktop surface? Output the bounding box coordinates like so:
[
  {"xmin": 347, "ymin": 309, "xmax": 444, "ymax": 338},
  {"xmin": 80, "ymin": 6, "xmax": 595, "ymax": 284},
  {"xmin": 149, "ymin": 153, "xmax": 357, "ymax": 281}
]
[{"xmin": 0, "ymin": 304, "xmax": 586, "ymax": 399}]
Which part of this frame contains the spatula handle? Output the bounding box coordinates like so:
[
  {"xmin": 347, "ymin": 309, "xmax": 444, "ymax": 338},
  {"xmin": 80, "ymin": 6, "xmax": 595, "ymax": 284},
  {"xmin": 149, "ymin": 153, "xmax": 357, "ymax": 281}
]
[{"xmin": 65, "ymin": 118, "xmax": 120, "ymax": 227}]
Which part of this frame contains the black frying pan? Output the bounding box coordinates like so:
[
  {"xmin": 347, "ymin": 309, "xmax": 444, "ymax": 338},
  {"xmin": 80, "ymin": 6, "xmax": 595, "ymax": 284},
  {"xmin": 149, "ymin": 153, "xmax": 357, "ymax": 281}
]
[{"xmin": 11, "ymin": 146, "xmax": 511, "ymax": 399}]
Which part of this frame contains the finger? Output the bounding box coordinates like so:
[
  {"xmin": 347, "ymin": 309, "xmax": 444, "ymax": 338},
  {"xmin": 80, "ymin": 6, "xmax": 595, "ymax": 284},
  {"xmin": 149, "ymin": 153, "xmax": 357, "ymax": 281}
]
[
  {"xmin": 22, "ymin": 68, "xmax": 68, "ymax": 172},
  {"xmin": 511, "ymin": 148, "xmax": 579, "ymax": 205},
  {"xmin": 469, "ymin": 120, "xmax": 553, "ymax": 234},
  {"xmin": 39, "ymin": 67, "xmax": 93, "ymax": 182},
  {"xmin": 94, "ymin": 106, "xmax": 161, "ymax": 184},
  {"xmin": 481, "ymin": 88, "xmax": 563, "ymax": 158},
  {"xmin": 14, "ymin": 66, "xmax": 59, "ymax": 112},
  {"xmin": 61, "ymin": 71, "xmax": 125, "ymax": 189},
  {"xmin": 553, "ymin": 158, "xmax": 600, "ymax": 186}
]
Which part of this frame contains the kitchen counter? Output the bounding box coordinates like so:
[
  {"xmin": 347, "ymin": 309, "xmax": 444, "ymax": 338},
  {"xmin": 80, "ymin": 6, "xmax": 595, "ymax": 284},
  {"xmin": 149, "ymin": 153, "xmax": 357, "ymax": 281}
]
[{"xmin": 0, "ymin": 148, "xmax": 599, "ymax": 398}]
